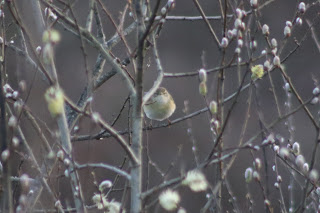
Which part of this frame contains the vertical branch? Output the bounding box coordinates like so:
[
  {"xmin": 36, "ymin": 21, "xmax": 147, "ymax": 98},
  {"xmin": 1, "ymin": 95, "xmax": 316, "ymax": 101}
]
[
  {"xmin": 131, "ymin": 0, "xmax": 145, "ymax": 211},
  {"xmin": 0, "ymin": 8, "xmax": 13, "ymax": 211},
  {"xmin": 57, "ymin": 113, "xmax": 87, "ymax": 212},
  {"xmin": 8, "ymin": 1, "xmax": 87, "ymax": 212},
  {"xmin": 130, "ymin": 0, "xmax": 163, "ymax": 211}
]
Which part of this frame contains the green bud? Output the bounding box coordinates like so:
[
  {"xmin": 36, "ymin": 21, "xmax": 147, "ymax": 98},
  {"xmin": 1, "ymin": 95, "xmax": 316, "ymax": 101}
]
[
  {"xmin": 209, "ymin": 100, "xmax": 217, "ymax": 114},
  {"xmin": 199, "ymin": 82, "xmax": 207, "ymax": 96},
  {"xmin": 43, "ymin": 29, "xmax": 61, "ymax": 43}
]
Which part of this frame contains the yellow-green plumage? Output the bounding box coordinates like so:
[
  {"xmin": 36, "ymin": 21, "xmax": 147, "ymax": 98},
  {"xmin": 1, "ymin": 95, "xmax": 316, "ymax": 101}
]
[{"xmin": 143, "ymin": 87, "xmax": 176, "ymax": 121}]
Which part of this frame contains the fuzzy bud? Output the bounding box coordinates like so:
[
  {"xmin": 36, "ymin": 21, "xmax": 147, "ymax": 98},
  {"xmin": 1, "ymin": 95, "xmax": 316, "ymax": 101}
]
[
  {"xmin": 292, "ymin": 142, "xmax": 300, "ymax": 155},
  {"xmin": 271, "ymin": 38, "xmax": 278, "ymax": 48},
  {"xmin": 238, "ymin": 39, "xmax": 243, "ymax": 48},
  {"xmin": 64, "ymin": 169, "xmax": 69, "ymax": 178},
  {"xmin": 250, "ymin": 0, "xmax": 258, "ymax": 9},
  {"xmin": 221, "ymin": 37, "xmax": 229, "ymax": 48},
  {"xmin": 241, "ymin": 10, "xmax": 246, "ymax": 18},
  {"xmin": 313, "ymin": 87, "xmax": 320, "ymax": 95},
  {"xmin": 264, "ymin": 60, "xmax": 271, "ymax": 71},
  {"xmin": 1, "ymin": 149, "xmax": 9, "ymax": 162},
  {"xmin": 177, "ymin": 207, "xmax": 187, "ymax": 213},
  {"xmin": 234, "ymin": 29, "xmax": 240, "ymax": 37},
  {"xmin": 3, "ymin": 84, "xmax": 13, "ymax": 94},
  {"xmin": 234, "ymin": 19, "xmax": 242, "ymax": 29},
  {"xmin": 55, "ymin": 200, "xmax": 62, "ymax": 209},
  {"xmin": 298, "ymin": 2, "xmax": 306, "ymax": 14},
  {"xmin": 198, "ymin": 68, "xmax": 207, "ymax": 82},
  {"xmin": 271, "ymin": 48, "xmax": 278, "ymax": 56},
  {"xmin": 199, "ymin": 82, "xmax": 207, "ymax": 96},
  {"xmin": 312, "ymin": 97, "xmax": 319, "ymax": 105},
  {"xmin": 45, "ymin": 87, "xmax": 65, "ymax": 117},
  {"xmin": 209, "ymin": 100, "xmax": 217, "ymax": 114},
  {"xmin": 57, "ymin": 150, "xmax": 64, "ymax": 161},
  {"xmin": 8, "ymin": 116, "xmax": 17, "ymax": 128},
  {"xmin": 264, "ymin": 199, "xmax": 271, "ymax": 207},
  {"xmin": 20, "ymin": 174, "xmax": 30, "ymax": 191},
  {"xmin": 262, "ymin": 134, "xmax": 275, "ymax": 144},
  {"xmin": 12, "ymin": 136, "xmax": 20, "ymax": 147},
  {"xmin": 250, "ymin": 40, "xmax": 257, "ymax": 51},
  {"xmin": 47, "ymin": 151, "xmax": 55, "ymax": 160},
  {"xmin": 273, "ymin": 56, "xmax": 281, "ymax": 67},
  {"xmin": 262, "ymin": 24, "xmax": 269, "ymax": 36},
  {"xmin": 253, "ymin": 171, "xmax": 260, "ymax": 181},
  {"xmin": 316, "ymin": 187, "xmax": 320, "ymax": 196},
  {"xmin": 42, "ymin": 29, "xmax": 61, "ymax": 44},
  {"xmin": 12, "ymin": 91, "xmax": 18, "ymax": 99},
  {"xmin": 161, "ymin": 7, "xmax": 167, "ymax": 16},
  {"xmin": 254, "ymin": 158, "xmax": 262, "ymax": 170},
  {"xmin": 295, "ymin": 155, "xmax": 305, "ymax": 169},
  {"xmin": 279, "ymin": 147, "xmax": 289, "ymax": 159},
  {"xmin": 310, "ymin": 169, "xmax": 319, "ymax": 183},
  {"xmin": 159, "ymin": 189, "xmax": 180, "ymax": 211},
  {"xmin": 277, "ymin": 175, "xmax": 282, "ymax": 183},
  {"xmin": 251, "ymin": 65, "xmax": 264, "ymax": 80},
  {"xmin": 213, "ymin": 119, "xmax": 220, "ymax": 130},
  {"xmin": 19, "ymin": 81, "xmax": 26, "ymax": 92},
  {"xmin": 227, "ymin": 30, "xmax": 235, "ymax": 39},
  {"xmin": 296, "ymin": 17, "xmax": 303, "ymax": 26},
  {"xmin": 245, "ymin": 167, "xmax": 253, "ymax": 183},
  {"xmin": 236, "ymin": 8, "xmax": 242, "ymax": 19},
  {"xmin": 167, "ymin": 0, "xmax": 175, "ymax": 9},
  {"xmin": 284, "ymin": 26, "xmax": 291, "ymax": 37},
  {"xmin": 286, "ymin": 21, "xmax": 293, "ymax": 28},
  {"xmin": 99, "ymin": 180, "xmax": 113, "ymax": 192},
  {"xmin": 182, "ymin": 170, "xmax": 208, "ymax": 192},
  {"xmin": 239, "ymin": 22, "xmax": 245, "ymax": 31},
  {"xmin": 63, "ymin": 158, "xmax": 71, "ymax": 167},
  {"xmin": 36, "ymin": 46, "xmax": 42, "ymax": 55},
  {"xmin": 273, "ymin": 145, "xmax": 280, "ymax": 154},
  {"xmin": 303, "ymin": 163, "xmax": 309, "ymax": 173}
]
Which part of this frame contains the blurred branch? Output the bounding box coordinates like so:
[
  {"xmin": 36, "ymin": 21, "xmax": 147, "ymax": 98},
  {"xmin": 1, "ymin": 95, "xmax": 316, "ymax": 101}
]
[
  {"xmin": 142, "ymin": 29, "xmax": 164, "ymax": 104},
  {"xmin": 97, "ymin": 0, "xmax": 132, "ymax": 55},
  {"xmin": 42, "ymin": 0, "xmax": 135, "ymax": 94},
  {"xmin": 192, "ymin": 0, "xmax": 220, "ymax": 48},
  {"xmin": 205, "ymin": 95, "xmax": 315, "ymax": 167},
  {"xmin": 65, "ymin": 95, "xmax": 139, "ymax": 165},
  {"xmin": 6, "ymin": 105, "xmax": 58, "ymax": 211},
  {"xmin": 307, "ymin": 19, "xmax": 320, "ymax": 53},
  {"xmin": 85, "ymin": 0, "xmax": 95, "ymax": 32},
  {"xmin": 75, "ymin": 163, "xmax": 131, "ymax": 180}
]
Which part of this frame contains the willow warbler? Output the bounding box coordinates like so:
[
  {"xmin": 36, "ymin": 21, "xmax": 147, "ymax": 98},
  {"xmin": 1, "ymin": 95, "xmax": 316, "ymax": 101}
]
[{"xmin": 143, "ymin": 87, "xmax": 176, "ymax": 121}]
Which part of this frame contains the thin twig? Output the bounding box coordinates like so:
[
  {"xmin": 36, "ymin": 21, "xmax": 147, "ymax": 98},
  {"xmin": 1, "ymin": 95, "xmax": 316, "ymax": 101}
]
[{"xmin": 192, "ymin": 0, "xmax": 220, "ymax": 48}]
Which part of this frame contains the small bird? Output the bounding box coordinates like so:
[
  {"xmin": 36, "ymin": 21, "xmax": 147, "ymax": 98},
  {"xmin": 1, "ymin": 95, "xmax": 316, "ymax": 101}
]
[{"xmin": 143, "ymin": 87, "xmax": 176, "ymax": 121}]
